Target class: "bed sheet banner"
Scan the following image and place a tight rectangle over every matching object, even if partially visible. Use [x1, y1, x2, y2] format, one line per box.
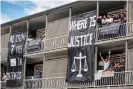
[66, 10, 96, 83]
[6, 30, 27, 87]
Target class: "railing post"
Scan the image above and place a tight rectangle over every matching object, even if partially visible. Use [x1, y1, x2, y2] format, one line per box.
[126, 0, 129, 36]
[43, 54, 45, 78]
[125, 40, 128, 85]
[68, 7, 72, 35]
[42, 54, 45, 88]
[96, 0, 99, 42]
[94, 46, 98, 74]
[25, 20, 29, 54]
[23, 20, 29, 89]
[44, 14, 48, 51]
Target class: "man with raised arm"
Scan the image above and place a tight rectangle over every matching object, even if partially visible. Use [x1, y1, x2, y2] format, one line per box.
[100, 51, 111, 71]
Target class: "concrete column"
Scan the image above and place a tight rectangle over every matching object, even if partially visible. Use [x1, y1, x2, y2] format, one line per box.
[97, 0, 99, 18]
[43, 54, 45, 78]
[9, 25, 12, 33]
[96, 0, 99, 41]
[23, 20, 29, 89]
[45, 14, 48, 39]
[25, 20, 29, 54]
[68, 7, 72, 36]
[126, 0, 129, 36]
[69, 7, 72, 19]
[94, 46, 98, 73]
[125, 41, 128, 71]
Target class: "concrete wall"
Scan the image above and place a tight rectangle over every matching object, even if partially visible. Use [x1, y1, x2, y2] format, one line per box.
[1, 33, 10, 49]
[46, 17, 69, 39]
[44, 57, 67, 78]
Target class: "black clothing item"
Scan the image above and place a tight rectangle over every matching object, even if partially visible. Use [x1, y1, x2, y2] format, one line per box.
[114, 17, 120, 21]
[97, 18, 102, 27]
[121, 17, 126, 23]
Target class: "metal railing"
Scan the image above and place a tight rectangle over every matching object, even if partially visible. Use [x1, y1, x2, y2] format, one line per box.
[24, 71, 133, 88]
[24, 22, 133, 54]
[44, 35, 68, 52]
[1, 81, 6, 89]
[96, 22, 133, 41]
[1, 71, 133, 89]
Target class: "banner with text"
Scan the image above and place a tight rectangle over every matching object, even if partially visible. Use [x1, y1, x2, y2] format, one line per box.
[66, 10, 96, 82]
[6, 30, 26, 87]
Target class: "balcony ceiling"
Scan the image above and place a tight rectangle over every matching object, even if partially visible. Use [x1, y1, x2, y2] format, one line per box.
[11, 21, 27, 32]
[1, 1, 126, 31]
[48, 8, 69, 22]
[1, 26, 10, 35]
[29, 15, 46, 30]
[98, 37, 133, 52]
[72, 1, 97, 16]
[99, 1, 126, 13]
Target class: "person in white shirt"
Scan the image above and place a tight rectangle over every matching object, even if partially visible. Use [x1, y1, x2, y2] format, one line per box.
[28, 34, 33, 42]
[100, 51, 111, 71]
[105, 14, 113, 25]
[102, 15, 107, 25]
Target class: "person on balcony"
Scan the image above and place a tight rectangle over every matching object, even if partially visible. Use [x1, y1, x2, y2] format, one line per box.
[97, 16, 102, 27]
[105, 14, 113, 25]
[119, 59, 125, 71]
[100, 51, 111, 71]
[113, 14, 121, 23]
[28, 34, 33, 42]
[120, 13, 126, 23]
[113, 60, 121, 72]
[2, 73, 6, 81]
[102, 14, 107, 25]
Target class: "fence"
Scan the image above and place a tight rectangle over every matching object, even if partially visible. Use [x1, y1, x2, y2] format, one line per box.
[96, 22, 133, 41]
[44, 35, 68, 51]
[1, 71, 133, 89]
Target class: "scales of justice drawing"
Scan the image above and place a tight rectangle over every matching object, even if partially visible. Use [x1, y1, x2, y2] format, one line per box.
[71, 52, 88, 77]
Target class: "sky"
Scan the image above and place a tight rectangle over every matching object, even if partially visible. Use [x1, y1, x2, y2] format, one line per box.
[1, 0, 77, 24]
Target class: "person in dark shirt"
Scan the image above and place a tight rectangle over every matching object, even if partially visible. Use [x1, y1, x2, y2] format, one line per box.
[113, 14, 121, 23]
[120, 13, 126, 23]
[119, 59, 125, 71]
[97, 16, 103, 27]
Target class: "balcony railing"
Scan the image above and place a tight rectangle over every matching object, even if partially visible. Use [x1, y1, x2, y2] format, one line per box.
[44, 35, 68, 52]
[96, 22, 133, 41]
[1, 71, 133, 89]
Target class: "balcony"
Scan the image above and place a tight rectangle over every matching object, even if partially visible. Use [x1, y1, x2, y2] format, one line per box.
[96, 22, 133, 42]
[15, 22, 133, 56]
[1, 71, 133, 89]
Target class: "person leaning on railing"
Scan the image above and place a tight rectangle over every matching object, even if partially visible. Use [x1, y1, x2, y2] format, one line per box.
[120, 13, 126, 23]
[102, 14, 107, 25]
[113, 13, 121, 23]
[105, 14, 114, 25]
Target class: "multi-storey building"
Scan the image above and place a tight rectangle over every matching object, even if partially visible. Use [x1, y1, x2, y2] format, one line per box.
[1, 1, 133, 89]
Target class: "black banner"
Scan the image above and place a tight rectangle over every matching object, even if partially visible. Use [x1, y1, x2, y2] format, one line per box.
[6, 30, 26, 87]
[66, 10, 96, 82]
